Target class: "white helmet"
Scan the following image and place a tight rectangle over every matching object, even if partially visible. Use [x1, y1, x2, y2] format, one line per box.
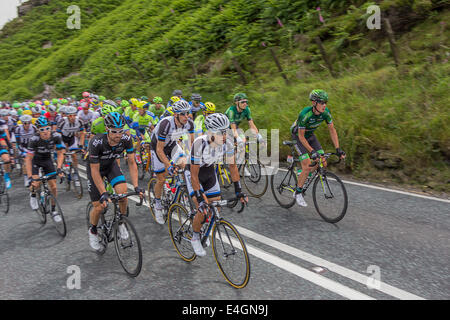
[205, 113, 230, 132]
[0, 109, 9, 117]
[172, 100, 191, 113]
[20, 115, 33, 123]
[66, 106, 78, 115]
[9, 109, 17, 117]
[48, 104, 57, 112]
[31, 106, 41, 114]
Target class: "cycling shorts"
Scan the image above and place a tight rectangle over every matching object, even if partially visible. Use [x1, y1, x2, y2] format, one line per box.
[86, 160, 126, 202]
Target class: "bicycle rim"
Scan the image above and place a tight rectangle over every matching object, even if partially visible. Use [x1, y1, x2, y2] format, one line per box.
[46, 194, 67, 237]
[312, 172, 348, 223]
[270, 168, 296, 208]
[114, 216, 142, 277]
[242, 161, 268, 198]
[168, 203, 196, 262]
[71, 167, 83, 199]
[212, 219, 250, 289]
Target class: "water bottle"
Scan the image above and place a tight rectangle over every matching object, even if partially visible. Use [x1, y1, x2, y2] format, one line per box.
[40, 191, 45, 204]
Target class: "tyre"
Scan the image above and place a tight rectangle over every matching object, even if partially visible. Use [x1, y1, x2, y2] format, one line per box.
[241, 161, 268, 198]
[46, 194, 67, 237]
[167, 203, 196, 262]
[270, 168, 296, 208]
[71, 167, 83, 199]
[114, 215, 142, 277]
[312, 171, 348, 223]
[212, 219, 250, 289]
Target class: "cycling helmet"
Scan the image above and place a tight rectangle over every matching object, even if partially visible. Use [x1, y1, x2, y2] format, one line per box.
[172, 89, 182, 96]
[98, 95, 106, 101]
[29, 102, 36, 108]
[9, 109, 17, 117]
[12, 102, 21, 109]
[52, 98, 59, 104]
[309, 89, 328, 103]
[191, 93, 202, 101]
[31, 106, 41, 114]
[102, 100, 118, 108]
[61, 99, 68, 105]
[101, 104, 116, 116]
[233, 92, 248, 101]
[115, 97, 122, 102]
[105, 112, 125, 129]
[20, 115, 32, 123]
[0, 109, 9, 117]
[43, 100, 50, 106]
[170, 96, 181, 104]
[48, 104, 57, 112]
[204, 102, 216, 113]
[130, 98, 139, 106]
[82, 92, 90, 98]
[153, 96, 163, 104]
[205, 113, 230, 132]
[121, 100, 129, 107]
[59, 106, 68, 114]
[66, 106, 78, 115]
[35, 116, 49, 128]
[22, 110, 32, 116]
[172, 100, 191, 113]
[140, 96, 148, 101]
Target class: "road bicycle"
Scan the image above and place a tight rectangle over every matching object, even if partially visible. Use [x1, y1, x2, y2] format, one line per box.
[270, 141, 348, 223]
[33, 170, 67, 236]
[147, 169, 194, 224]
[138, 141, 153, 181]
[0, 161, 10, 214]
[168, 197, 250, 289]
[63, 148, 83, 199]
[85, 192, 144, 277]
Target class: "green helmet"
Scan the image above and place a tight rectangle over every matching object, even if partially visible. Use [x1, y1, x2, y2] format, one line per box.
[12, 102, 20, 109]
[101, 104, 116, 116]
[140, 96, 148, 101]
[61, 99, 68, 104]
[29, 102, 36, 108]
[153, 96, 163, 104]
[233, 92, 248, 101]
[309, 89, 328, 103]
[52, 98, 58, 104]
[98, 95, 106, 101]
[121, 100, 129, 107]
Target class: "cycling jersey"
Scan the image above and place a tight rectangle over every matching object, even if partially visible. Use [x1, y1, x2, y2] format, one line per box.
[90, 117, 106, 135]
[57, 117, 84, 138]
[189, 101, 205, 116]
[290, 106, 332, 139]
[150, 116, 194, 153]
[26, 132, 65, 160]
[44, 112, 62, 126]
[15, 124, 37, 152]
[190, 135, 234, 168]
[225, 105, 252, 127]
[88, 133, 134, 170]
[77, 109, 99, 128]
[193, 114, 207, 134]
[149, 104, 165, 118]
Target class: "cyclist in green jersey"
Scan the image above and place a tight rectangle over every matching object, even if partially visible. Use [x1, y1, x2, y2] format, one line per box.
[225, 93, 264, 145]
[290, 89, 346, 207]
[131, 102, 157, 162]
[194, 101, 216, 135]
[148, 97, 166, 119]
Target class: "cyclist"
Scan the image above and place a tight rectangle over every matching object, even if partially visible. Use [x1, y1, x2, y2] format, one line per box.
[187, 113, 248, 256]
[57, 106, 86, 185]
[150, 100, 194, 224]
[90, 101, 117, 135]
[25, 116, 65, 221]
[124, 98, 139, 122]
[193, 101, 216, 135]
[131, 102, 158, 163]
[77, 102, 97, 135]
[148, 97, 166, 119]
[86, 112, 144, 251]
[44, 104, 61, 131]
[15, 114, 37, 186]
[189, 93, 205, 119]
[290, 89, 346, 207]
[0, 110, 13, 189]
[225, 93, 264, 145]
[166, 90, 183, 108]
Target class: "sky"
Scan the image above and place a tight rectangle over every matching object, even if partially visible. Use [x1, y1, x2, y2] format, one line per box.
[0, 0, 28, 30]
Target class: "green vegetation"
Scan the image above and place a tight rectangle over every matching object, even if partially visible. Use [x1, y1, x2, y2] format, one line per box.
[0, 0, 449, 191]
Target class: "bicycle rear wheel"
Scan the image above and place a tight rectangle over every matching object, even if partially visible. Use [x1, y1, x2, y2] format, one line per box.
[114, 215, 142, 277]
[241, 161, 268, 198]
[270, 168, 296, 208]
[46, 194, 67, 237]
[167, 203, 196, 262]
[212, 219, 250, 289]
[71, 166, 83, 199]
[312, 171, 348, 223]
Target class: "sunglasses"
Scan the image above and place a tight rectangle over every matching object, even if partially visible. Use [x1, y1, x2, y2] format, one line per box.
[108, 128, 124, 134]
[23, 122, 31, 125]
[316, 100, 327, 105]
[239, 100, 248, 104]
[39, 127, 51, 132]
[178, 112, 189, 116]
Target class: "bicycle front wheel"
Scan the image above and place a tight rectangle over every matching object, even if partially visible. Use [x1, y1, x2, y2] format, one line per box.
[312, 171, 348, 223]
[168, 203, 196, 262]
[46, 194, 67, 237]
[241, 161, 268, 198]
[270, 168, 296, 208]
[212, 219, 250, 289]
[114, 215, 142, 277]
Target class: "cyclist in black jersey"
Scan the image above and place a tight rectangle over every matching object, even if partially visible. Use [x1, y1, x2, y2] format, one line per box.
[86, 112, 144, 251]
[25, 116, 65, 222]
[0, 113, 13, 189]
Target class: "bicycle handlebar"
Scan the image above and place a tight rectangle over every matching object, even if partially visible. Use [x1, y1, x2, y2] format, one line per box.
[309, 152, 342, 167]
[210, 196, 247, 213]
[109, 191, 144, 206]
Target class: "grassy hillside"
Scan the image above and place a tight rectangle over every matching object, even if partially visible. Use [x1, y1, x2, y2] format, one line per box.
[0, 0, 448, 191]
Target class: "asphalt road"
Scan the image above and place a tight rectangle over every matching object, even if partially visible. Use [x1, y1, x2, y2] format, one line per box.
[0, 160, 449, 300]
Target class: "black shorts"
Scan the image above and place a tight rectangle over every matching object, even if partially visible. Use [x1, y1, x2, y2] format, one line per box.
[291, 133, 323, 161]
[185, 164, 221, 199]
[86, 161, 126, 202]
[32, 157, 57, 180]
